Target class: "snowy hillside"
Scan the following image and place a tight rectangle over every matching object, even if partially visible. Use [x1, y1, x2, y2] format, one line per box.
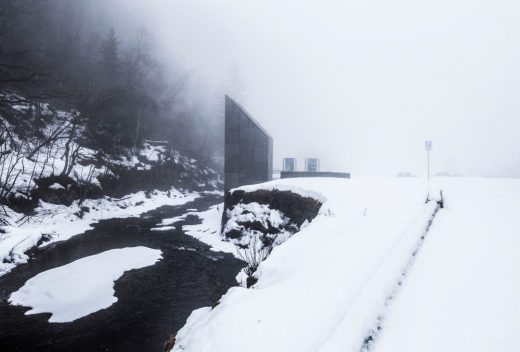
[171, 177, 519, 352]
[0, 91, 222, 276]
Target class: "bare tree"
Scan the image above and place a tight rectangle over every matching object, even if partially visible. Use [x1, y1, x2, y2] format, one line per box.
[0, 123, 26, 203]
[27, 117, 71, 160]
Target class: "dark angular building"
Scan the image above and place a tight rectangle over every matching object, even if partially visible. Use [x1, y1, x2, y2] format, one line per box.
[225, 95, 273, 192]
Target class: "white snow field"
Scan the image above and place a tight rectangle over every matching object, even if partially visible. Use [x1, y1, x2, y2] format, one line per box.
[173, 177, 442, 352]
[172, 177, 520, 352]
[9, 246, 162, 323]
[372, 177, 520, 352]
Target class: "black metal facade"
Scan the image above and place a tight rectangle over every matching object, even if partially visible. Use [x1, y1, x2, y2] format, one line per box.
[225, 96, 273, 192]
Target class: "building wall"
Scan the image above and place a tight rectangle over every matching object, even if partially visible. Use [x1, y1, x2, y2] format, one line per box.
[225, 96, 273, 192]
[280, 171, 351, 179]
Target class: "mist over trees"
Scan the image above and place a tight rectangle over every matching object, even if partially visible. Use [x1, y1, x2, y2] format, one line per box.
[0, 0, 223, 168]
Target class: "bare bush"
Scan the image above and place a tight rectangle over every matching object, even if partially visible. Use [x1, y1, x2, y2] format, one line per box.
[237, 233, 271, 276]
[73, 165, 97, 205]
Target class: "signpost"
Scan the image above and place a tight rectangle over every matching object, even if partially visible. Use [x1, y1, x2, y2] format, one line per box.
[425, 140, 432, 181]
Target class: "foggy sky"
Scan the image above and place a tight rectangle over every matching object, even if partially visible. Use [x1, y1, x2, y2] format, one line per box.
[117, 0, 520, 177]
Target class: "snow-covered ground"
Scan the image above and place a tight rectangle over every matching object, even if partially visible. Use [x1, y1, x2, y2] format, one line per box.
[0, 188, 198, 276]
[173, 177, 440, 352]
[152, 204, 237, 255]
[371, 177, 520, 352]
[172, 176, 520, 352]
[9, 246, 162, 323]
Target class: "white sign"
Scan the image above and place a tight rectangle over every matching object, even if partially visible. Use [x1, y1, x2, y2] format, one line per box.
[425, 140, 432, 151]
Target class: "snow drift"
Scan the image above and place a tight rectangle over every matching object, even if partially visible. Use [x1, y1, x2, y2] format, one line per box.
[172, 177, 438, 352]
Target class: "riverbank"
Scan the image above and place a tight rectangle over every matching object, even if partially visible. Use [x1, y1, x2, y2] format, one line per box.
[0, 195, 243, 352]
[0, 187, 202, 277]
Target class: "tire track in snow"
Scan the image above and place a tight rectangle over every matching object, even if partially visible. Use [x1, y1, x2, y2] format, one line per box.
[360, 198, 443, 351]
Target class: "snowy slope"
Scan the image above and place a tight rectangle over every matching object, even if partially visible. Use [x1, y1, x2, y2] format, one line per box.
[0, 91, 221, 277]
[172, 177, 439, 352]
[371, 177, 520, 352]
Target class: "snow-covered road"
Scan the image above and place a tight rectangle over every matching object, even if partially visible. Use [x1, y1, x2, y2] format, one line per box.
[372, 178, 520, 352]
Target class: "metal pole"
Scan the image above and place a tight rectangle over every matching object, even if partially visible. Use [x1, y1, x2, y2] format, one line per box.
[427, 149, 430, 181]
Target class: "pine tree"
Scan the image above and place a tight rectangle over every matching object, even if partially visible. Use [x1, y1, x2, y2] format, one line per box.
[99, 27, 119, 81]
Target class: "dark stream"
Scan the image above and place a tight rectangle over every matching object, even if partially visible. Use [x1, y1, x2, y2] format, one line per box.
[0, 194, 243, 352]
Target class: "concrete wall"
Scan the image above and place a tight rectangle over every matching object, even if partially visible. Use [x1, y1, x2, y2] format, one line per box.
[280, 171, 351, 179]
[225, 96, 273, 192]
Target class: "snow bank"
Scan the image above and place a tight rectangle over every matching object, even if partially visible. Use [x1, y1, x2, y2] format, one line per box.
[151, 180, 326, 262]
[9, 246, 162, 323]
[0, 188, 197, 276]
[231, 179, 327, 203]
[152, 204, 237, 255]
[173, 177, 437, 352]
[223, 180, 325, 275]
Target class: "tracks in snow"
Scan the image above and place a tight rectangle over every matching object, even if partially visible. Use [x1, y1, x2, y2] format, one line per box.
[360, 196, 443, 351]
